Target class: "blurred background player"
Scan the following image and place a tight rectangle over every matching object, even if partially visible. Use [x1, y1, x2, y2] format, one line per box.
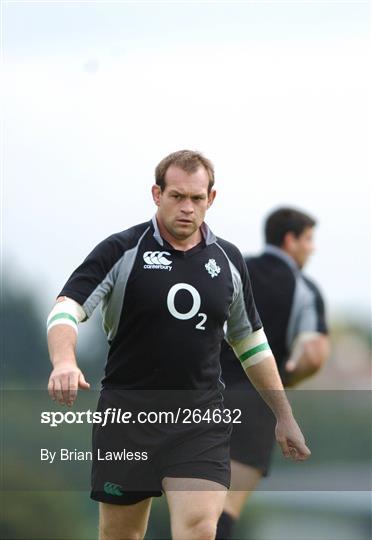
[217, 207, 330, 539]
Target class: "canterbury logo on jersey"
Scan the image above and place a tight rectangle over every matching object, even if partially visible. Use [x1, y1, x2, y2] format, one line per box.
[103, 482, 124, 496]
[143, 251, 172, 271]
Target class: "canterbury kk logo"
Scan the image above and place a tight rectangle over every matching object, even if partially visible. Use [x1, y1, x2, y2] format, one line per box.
[143, 251, 172, 271]
[104, 482, 124, 496]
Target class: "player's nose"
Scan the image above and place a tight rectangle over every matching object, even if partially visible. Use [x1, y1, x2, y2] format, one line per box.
[180, 198, 194, 213]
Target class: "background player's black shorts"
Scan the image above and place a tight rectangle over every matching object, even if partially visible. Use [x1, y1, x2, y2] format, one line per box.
[91, 389, 231, 505]
[223, 380, 276, 476]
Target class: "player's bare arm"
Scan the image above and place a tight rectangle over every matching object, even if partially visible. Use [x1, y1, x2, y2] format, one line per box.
[244, 354, 311, 461]
[47, 296, 90, 405]
[228, 327, 310, 461]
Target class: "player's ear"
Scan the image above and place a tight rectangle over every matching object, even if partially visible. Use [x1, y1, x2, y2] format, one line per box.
[283, 231, 296, 251]
[151, 184, 162, 206]
[207, 189, 216, 208]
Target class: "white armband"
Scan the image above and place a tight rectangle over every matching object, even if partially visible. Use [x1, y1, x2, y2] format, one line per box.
[47, 297, 86, 334]
[230, 328, 272, 370]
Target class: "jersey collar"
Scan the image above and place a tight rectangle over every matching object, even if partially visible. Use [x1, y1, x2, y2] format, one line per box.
[151, 215, 217, 247]
[264, 244, 300, 274]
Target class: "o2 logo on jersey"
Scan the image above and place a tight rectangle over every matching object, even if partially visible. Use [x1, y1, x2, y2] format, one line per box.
[143, 251, 172, 271]
[167, 283, 207, 331]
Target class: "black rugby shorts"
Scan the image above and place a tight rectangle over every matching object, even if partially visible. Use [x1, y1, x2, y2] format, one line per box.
[90, 389, 231, 505]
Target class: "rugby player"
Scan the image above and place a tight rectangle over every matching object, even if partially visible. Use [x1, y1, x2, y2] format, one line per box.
[47, 152, 311, 540]
[217, 207, 329, 539]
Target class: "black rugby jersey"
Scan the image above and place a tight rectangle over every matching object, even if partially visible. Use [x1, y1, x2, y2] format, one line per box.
[220, 244, 328, 385]
[59, 217, 262, 397]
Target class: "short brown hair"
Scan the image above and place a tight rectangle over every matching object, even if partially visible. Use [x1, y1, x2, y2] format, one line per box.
[265, 207, 316, 247]
[155, 150, 215, 193]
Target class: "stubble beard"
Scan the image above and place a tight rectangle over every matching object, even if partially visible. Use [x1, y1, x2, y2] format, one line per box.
[166, 220, 198, 241]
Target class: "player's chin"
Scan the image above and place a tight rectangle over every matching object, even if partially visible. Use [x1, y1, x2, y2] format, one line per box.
[173, 223, 197, 237]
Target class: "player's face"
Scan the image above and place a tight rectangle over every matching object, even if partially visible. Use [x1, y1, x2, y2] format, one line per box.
[152, 165, 216, 242]
[291, 227, 315, 268]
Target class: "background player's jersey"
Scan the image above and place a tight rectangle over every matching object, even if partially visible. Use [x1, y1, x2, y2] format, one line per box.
[220, 244, 328, 385]
[59, 217, 262, 398]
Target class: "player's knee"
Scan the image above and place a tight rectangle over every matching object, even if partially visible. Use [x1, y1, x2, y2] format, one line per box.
[186, 515, 217, 540]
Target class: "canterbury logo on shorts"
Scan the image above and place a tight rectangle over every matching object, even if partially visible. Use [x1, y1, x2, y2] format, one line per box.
[143, 251, 172, 271]
[104, 482, 124, 496]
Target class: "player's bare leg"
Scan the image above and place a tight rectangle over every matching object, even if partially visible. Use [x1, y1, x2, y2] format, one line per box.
[164, 477, 227, 540]
[99, 498, 152, 540]
[224, 460, 262, 518]
[216, 461, 262, 539]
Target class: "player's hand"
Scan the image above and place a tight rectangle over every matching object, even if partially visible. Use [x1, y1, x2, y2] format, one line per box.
[48, 362, 90, 406]
[284, 358, 297, 372]
[275, 416, 311, 461]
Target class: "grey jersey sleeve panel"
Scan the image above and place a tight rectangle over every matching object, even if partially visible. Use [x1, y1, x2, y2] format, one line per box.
[215, 243, 254, 344]
[101, 228, 149, 341]
[303, 276, 328, 334]
[83, 227, 150, 324]
[226, 261, 253, 343]
[59, 223, 151, 330]
[82, 256, 123, 318]
[59, 234, 133, 317]
[285, 275, 320, 350]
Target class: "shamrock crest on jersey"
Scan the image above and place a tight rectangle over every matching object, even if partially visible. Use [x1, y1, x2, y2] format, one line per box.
[205, 259, 221, 278]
